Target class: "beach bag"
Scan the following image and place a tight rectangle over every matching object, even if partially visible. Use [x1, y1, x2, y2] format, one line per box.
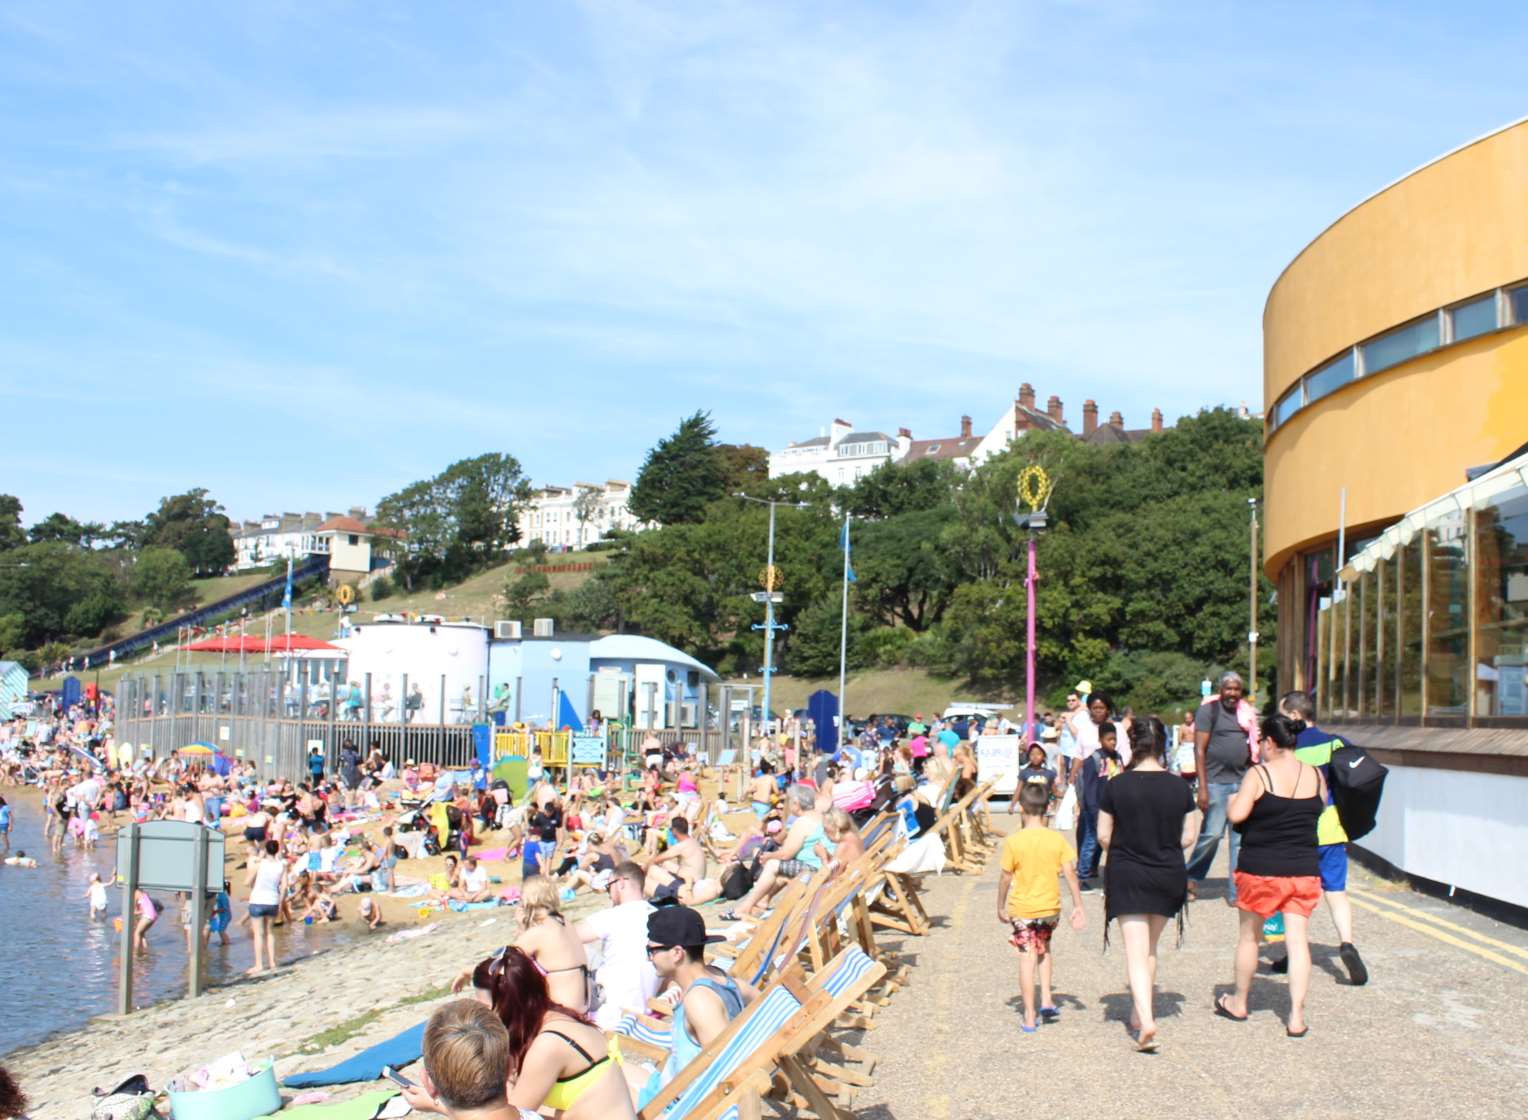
[721, 862, 754, 901]
[91, 1075, 155, 1120]
[1328, 743, 1387, 841]
[1054, 784, 1077, 831]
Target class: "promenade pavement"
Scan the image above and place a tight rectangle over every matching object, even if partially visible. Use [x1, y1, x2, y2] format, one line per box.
[850, 806, 1528, 1120]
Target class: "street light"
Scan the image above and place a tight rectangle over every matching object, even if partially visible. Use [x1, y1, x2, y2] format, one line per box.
[1012, 467, 1054, 743]
[736, 489, 808, 738]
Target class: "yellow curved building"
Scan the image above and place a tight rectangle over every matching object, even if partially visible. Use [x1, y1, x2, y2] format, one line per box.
[1264, 117, 1528, 697]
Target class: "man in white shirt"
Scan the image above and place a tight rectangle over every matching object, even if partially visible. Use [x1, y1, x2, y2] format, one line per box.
[575, 862, 658, 1029]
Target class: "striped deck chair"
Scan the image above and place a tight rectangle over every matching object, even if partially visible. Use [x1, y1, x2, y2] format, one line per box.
[638, 947, 885, 1120]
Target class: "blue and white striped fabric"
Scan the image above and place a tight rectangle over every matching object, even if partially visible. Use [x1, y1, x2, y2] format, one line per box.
[663, 984, 803, 1119]
[862, 814, 895, 847]
[615, 1011, 674, 1049]
[821, 946, 877, 997]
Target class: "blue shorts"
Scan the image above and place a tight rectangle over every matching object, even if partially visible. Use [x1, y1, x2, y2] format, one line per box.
[1317, 843, 1348, 893]
[249, 903, 279, 919]
[208, 913, 231, 933]
[751, 801, 771, 820]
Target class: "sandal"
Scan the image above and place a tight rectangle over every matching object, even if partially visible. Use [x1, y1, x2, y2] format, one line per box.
[1213, 995, 1248, 1023]
[1039, 1006, 1061, 1024]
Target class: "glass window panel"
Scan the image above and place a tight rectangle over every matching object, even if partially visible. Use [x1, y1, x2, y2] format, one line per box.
[1362, 315, 1440, 376]
[1399, 536, 1424, 716]
[1474, 484, 1528, 716]
[1425, 516, 1470, 715]
[1305, 350, 1355, 406]
[1509, 285, 1528, 327]
[1450, 293, 1497, 343]
[1358, 571, 1375, 717]
[1377, 559, 1396, 717]
[1273, 386, 1302, 429]
[1339, 589, 1354, 716]
[1315, 605, 1331, 719]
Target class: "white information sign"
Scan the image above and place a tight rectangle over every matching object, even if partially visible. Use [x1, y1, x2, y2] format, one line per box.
[976, 734, 1023, 798]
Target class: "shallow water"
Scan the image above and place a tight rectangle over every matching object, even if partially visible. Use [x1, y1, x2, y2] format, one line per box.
[0, 789, 367, 1058]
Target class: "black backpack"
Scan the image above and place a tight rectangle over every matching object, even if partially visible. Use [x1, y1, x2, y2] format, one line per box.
[720, 863, 754, 901]
[1328, 743, 1387, 841]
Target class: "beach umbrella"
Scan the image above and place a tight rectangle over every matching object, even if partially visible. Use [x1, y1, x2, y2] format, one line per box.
[178, 743, 216, 756]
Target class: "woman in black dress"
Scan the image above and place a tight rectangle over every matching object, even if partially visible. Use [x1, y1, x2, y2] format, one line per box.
[1098, 716, 1202, 1052]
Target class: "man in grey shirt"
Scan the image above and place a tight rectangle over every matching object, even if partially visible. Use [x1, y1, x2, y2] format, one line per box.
[1186, 671, 1253, 904]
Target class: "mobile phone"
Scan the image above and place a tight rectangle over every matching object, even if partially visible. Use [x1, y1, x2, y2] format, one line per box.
[381, 1065, 415, 1089]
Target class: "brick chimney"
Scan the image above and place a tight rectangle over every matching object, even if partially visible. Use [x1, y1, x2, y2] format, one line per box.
[1151, 408, 1163, 433]
[898, 427, 912, 439]
[1109, 410, 1124, 428]
[1083, 399, 1098, 436]
[1047, 395, 1064, 424]
[960, 415, 972, 439]
[1014, 404, 1030, 434]
[1018, 382, 1036, 410]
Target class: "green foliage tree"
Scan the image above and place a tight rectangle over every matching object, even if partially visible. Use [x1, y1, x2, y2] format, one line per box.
[132, 546, 195, 611]
[143, 488, 235, 573]
[717, 443, 770, 497]
[628, 411, 727, 525]
[376, 453, 530, 589]
[369, 574, 394, 601]
[0, 495, 28, 551]
[0, 541, 125, 646]
[0, 611, 25, 654]
[28, 512, 101, 547]
[504, 569, 551, 616]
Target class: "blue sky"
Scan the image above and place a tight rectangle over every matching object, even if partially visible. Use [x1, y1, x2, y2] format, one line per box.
[3, 2, 1525, 526]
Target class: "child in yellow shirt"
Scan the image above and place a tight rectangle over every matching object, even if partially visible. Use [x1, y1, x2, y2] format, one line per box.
[997, 782, 1086, 1032]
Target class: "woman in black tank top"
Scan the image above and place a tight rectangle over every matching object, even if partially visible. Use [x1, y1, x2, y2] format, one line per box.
[1216, 714, 1326, 1037]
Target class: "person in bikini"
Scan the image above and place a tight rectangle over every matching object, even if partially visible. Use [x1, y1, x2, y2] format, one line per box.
[642, 817, 721, 906]
[454, 876, 593, 1012]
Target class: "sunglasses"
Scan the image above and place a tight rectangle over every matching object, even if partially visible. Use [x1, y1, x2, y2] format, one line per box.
[645, 943, 678, 958]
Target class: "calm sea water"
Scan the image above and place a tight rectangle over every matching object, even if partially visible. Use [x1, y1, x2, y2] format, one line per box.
[0, 789, 365, 1058]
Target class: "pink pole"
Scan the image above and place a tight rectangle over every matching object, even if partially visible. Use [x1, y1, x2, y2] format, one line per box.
[1025, 534, 1037, 742]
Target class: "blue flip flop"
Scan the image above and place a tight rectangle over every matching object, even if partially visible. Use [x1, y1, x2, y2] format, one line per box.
[1039, 1006, 1061, 1023]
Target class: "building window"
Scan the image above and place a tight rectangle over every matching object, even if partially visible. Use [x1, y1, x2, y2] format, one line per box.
[1272, 385, 1302, 429]
[1361, 314, 1440, 377]
[1475, 482, 1528, 716]
[1425, 513, 1470, 716]
[1510, 284, 1528, 326]
[1398, 534, 1424, 717]
[347, 534, 359, 546]
[1448, 292, 1498, 343]
[1305, 350, 1355, 407]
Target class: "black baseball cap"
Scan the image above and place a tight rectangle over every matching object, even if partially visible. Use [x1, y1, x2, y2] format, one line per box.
[647, 905, 726, 949]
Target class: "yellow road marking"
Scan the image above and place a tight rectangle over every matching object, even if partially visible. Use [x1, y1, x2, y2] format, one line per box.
[1348, 886, 1528, 961]
[1347, 895, 1528, 976]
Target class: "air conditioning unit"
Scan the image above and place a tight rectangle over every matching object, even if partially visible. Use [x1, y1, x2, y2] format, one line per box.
[680, 701, 698, 726]
[495, 620, 522, 640]
[532, 617, 555, 637]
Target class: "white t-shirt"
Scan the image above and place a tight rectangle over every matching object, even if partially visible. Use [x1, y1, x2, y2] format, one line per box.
[462, 865, 489, 893]
[583, 900, 658, 1030]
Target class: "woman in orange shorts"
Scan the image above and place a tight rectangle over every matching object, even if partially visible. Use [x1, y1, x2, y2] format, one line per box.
[1216, 714, 1325, 1037]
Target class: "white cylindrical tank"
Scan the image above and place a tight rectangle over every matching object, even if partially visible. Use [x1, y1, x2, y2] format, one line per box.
[336, 620, 489, 723]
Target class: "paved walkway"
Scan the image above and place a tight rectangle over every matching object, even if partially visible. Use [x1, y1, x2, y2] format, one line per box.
[849, 807, 1528, 1120]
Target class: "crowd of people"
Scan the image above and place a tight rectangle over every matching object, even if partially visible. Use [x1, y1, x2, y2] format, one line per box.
[997, 673, 1372, 1051]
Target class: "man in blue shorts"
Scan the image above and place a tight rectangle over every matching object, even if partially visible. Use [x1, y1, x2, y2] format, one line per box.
[1266, 691, 1368, 986]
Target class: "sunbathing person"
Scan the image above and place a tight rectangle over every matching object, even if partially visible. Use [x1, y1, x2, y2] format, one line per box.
[450, 856, 493, 903]
[453, 876, 591, 1011]
[642, 817, 721, 906]
[408, 949, 635, 1119]
[822, 808, 865, 870]
[722, 785, 826, 921]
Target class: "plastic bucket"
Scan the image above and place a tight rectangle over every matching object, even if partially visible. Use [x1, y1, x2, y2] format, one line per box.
[168, 1062, 280, 1120]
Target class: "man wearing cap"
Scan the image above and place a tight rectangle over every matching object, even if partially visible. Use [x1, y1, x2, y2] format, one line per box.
[636, 906, 759, 1108]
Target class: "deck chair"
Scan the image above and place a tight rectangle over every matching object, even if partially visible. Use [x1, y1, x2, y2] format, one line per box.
[637, 946, 886, 1120]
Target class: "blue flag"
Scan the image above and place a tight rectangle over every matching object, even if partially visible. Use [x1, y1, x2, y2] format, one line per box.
[282, 556, 293, 611]
[841, 517, 856, 583]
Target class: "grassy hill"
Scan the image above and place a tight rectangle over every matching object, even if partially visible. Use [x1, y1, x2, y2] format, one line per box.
[33, 555, 606, 693]
[754, 668, 1022, 720]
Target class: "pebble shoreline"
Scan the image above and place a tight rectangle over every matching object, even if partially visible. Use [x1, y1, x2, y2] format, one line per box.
[6, 892, 605, 1119]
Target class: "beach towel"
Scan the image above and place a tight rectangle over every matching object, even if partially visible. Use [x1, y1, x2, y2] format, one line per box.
[387, 883, 429, 899]
[281, 1023, 426, 1088]
[257, 1089, 400, 1120]
[446, 899, 500, 912]
[470, 846, 508, 862]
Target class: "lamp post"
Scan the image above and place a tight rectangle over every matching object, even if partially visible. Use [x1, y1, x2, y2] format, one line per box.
[1248, 497, 1261, 704]
[736, 490, 807, 738]
[1013, 467, 1054, 743]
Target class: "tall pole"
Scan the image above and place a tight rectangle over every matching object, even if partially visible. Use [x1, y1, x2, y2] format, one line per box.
[761, 501, 778, 736]
[1025, 532, 1037, 743]
[1249, 498, 1260, 703]
[836, 511, 851, 748]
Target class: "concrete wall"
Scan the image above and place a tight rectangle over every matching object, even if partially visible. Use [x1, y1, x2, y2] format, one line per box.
[487, 638, 594, 726]
[1358, 763, 1528, 910]
[337, 621, 489, 721]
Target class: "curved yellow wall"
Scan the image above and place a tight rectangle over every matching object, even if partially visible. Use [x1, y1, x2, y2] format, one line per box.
[1263, 118, 1528, 572]
[1264, 118, 1528, 407]
[1264, 329, 1528, 574]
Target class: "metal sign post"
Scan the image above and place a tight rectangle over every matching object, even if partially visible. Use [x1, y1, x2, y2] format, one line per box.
[115, 821, 225, 1013]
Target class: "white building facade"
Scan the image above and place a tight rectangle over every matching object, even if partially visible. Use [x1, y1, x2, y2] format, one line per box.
[521, 481, 645, 551]
[768, 419, 911, 486]
[231, 512, 331, 571]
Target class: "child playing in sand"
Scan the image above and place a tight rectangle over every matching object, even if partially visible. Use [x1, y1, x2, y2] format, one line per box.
[358, 895, 385, 930]
[86, 873, 109, 917]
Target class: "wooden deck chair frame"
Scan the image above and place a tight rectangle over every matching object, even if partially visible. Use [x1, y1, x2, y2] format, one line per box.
[636, 946, 886, 1120]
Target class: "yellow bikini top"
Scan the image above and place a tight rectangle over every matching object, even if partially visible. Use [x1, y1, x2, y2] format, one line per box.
[539, 1028, 621, 1111]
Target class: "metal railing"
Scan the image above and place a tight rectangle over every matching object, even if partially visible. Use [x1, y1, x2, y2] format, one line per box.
[113, 670, 476, 778]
